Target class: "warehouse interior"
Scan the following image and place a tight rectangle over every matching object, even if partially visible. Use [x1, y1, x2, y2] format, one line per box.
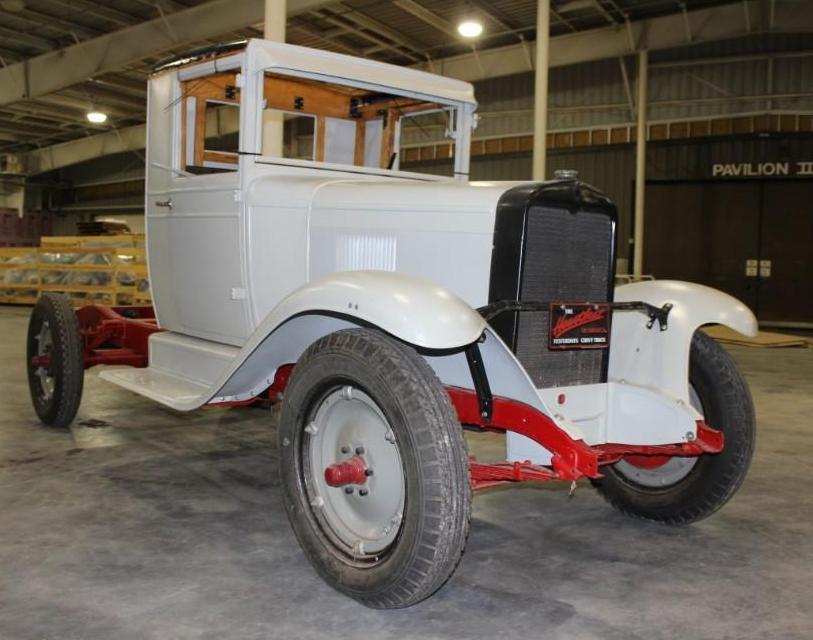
[1, 1, 812, 638]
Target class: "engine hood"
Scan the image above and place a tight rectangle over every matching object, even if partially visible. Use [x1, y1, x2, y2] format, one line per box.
[306, 178, 518, 308]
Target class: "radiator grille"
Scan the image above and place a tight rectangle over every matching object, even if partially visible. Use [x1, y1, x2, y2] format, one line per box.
[514, 206, 613, 388]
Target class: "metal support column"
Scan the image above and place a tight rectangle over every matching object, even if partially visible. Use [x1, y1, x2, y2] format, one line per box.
[532, 0, 550, 180]
[633, 49, 648, 277]
[264, 0, 286, 40]
[262, 0, 286, 156]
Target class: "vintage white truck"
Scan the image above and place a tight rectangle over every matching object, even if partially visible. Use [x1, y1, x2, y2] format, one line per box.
[27, 39, 757, 609]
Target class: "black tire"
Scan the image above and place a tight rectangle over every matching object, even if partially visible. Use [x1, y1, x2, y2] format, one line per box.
[26, 293, 84, 428]
[592, 330, 755, 524]
[278, 328, 471, 608]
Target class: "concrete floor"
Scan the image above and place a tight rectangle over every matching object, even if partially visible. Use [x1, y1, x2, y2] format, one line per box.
[0, 305, 811, 640]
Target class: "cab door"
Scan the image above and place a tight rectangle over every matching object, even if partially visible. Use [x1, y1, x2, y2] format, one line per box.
[146, 67, 251, 346]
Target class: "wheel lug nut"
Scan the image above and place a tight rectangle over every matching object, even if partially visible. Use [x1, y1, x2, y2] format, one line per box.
[365, 469, 373, 477]
[340, 445, 350, 454]
[355, 446, 365, 455]
[359, 489, 369, 497]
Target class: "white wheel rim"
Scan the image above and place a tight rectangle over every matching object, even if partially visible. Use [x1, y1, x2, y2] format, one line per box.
[304, 386, 406, 557]
[35, 320, 55, 401]
[613, 384, 703, 488]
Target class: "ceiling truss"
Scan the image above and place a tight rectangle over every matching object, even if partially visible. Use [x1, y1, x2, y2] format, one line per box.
[0, 0, 809, 162]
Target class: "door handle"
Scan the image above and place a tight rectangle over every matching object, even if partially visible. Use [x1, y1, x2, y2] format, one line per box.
[155, 198, 173, 210]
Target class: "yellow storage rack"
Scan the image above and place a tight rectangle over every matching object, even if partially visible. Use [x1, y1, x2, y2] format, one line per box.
[0, 234, 151, 307]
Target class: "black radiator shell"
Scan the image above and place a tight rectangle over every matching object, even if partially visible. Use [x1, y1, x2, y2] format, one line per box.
[487, 180, 618, 388]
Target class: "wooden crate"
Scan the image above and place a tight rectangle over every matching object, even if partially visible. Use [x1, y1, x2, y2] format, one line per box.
[0, 246, 40, 304]
[0, 234, 151, 307]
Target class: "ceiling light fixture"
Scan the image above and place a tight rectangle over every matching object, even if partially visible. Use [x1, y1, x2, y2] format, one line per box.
[86, 111, 108, 124]
[457, 20, 483, 38]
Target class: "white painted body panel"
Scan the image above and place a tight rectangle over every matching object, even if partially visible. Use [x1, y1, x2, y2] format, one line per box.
[307, 179, 511, 308]
[242, 167, 516, 328]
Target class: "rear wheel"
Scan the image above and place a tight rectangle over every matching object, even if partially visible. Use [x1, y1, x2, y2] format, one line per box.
[593, 330, 755, 524]
[278, 328, 471, 608]
[26, 293, 84, 428]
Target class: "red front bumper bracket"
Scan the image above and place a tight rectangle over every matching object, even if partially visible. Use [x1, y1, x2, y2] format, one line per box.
[446, 387, 724, 487]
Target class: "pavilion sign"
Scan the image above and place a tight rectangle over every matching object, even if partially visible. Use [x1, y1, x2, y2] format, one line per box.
[712, 161, 813, 178]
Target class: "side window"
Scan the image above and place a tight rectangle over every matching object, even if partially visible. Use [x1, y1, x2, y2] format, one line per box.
[180, 72, 240, 173]
[204, 101, 239, 154]
[261, 110, 317, 159]
[261, 72, 457, 175]
[398, 108, 456, 177]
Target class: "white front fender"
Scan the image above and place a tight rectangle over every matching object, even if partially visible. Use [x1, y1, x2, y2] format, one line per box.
[208, 271, 486, 403]
[267, 271, 486, 350]
[609, 280, 758, 404]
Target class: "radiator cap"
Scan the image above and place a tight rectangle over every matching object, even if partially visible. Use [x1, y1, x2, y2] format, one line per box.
[554, 169, 579, 180]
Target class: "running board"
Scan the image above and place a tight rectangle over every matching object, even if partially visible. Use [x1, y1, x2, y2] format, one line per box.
[98, 367, 210, 411]
[98, 331, 240, 411]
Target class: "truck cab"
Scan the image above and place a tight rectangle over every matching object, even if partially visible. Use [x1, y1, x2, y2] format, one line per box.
[146, 39, 482, 345]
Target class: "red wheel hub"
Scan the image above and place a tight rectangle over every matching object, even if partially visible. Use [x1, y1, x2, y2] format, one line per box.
[324, 455, 368, 487]
[622, 454, 672, 469]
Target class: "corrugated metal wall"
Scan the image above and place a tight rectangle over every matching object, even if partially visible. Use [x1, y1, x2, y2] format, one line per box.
[469, 33, 813, 140]
[469, 146, 636, 249]
[455, 34, 813, 267]
[442, 134, 813, 267]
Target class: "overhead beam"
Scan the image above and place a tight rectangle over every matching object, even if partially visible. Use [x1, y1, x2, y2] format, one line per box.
[316, 10, 423, 62]
[12, 8, 104, 41]
[24, 124, 147, 175]
[428, 0, 813, 82]
[33, 94, 139, 119]
[0, 0, 334, 107]
[393, 0, 459, 39]
[19, 0, 813, 173]
[289, 20, 362, 56]
[466, 0, 521, 32]
[46, 0, 144, 28]
[590, 0, 618, 25]
[0, 25, 56, 51]
[336, 3, 429, 55]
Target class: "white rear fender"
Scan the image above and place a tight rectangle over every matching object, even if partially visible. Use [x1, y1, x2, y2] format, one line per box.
[609, 280, 758, 405]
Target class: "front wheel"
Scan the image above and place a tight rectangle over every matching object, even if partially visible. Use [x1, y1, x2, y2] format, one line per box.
[278, 329, 471, 609]
[593, 330, 755, 524]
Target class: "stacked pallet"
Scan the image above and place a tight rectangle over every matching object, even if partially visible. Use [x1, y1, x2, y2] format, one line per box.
[0, 234, 150, 306]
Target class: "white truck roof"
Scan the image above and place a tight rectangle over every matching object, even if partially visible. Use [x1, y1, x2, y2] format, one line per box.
[245, 38, 477, 106]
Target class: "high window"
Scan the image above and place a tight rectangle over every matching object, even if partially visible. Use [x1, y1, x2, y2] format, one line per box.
[179, 71, 241, 173]
[261, 71, 458, 176]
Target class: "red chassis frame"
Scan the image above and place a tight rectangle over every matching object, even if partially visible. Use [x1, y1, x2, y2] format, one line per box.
[52, 305, 724, 491]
